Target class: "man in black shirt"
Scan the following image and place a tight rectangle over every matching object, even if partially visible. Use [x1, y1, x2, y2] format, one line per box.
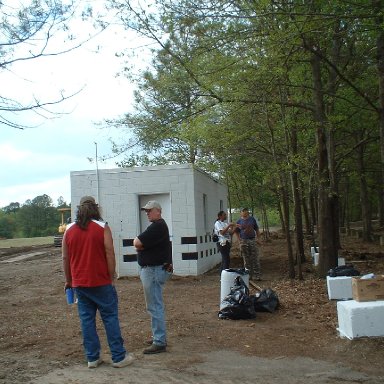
[133, 200, 172, 354]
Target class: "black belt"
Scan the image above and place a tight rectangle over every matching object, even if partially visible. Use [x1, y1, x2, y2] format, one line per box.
[140, 264, 162, 268]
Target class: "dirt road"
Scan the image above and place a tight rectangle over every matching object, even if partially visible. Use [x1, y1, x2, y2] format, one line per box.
[1, 235, 384, 383]
[27, 351, 382, 384]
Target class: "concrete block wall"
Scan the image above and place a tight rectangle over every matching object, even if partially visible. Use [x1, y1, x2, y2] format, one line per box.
[70, 164, 226, 277]
[193, 168, 226, 274]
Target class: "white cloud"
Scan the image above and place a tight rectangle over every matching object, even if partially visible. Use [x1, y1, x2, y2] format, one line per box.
[0, 117, 121, 205]
[0, 12, 146, 209]
[0, 175, 71, 207]
[0, 143, 30, 163]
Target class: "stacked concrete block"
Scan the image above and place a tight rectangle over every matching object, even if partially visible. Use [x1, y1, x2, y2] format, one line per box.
[310, 245, 345, 267]
[327, 276, 353, 300]
[310, 246, 319, 266]
[337, 300, 384, 339]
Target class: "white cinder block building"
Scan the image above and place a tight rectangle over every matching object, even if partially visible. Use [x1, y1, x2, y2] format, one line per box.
[70, 164, 227, 276]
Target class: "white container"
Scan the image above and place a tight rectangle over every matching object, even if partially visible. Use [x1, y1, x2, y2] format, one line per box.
[220, 268, 249, 308]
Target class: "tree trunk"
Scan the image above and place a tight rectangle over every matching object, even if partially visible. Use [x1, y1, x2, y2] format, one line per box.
[279, 85, 305, 273]
[300, 179, 312, 236]
[310, 51, 339, 276]
[290, 128, 305, 267]
[309, 188, 318, 232]
[277, 198, 286, 234]
[260, 203, 270, 241]
[327, 19, 343, 251]
[375, 0, 384, 227]
[280, 184, 295, 278]
[378, 183, 384, 228]
[341, 176, 351, 232]
[357, 136, 373, 241]
[264, 99, 295, 276]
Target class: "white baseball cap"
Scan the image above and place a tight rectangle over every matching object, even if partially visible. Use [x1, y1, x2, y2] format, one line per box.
[141, 200, 162, 210]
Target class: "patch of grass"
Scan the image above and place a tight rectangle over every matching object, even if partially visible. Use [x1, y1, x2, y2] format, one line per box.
[0, 236, 53, 248]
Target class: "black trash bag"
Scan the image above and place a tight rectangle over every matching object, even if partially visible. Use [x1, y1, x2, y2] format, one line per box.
[218, 276, 256, 320]
[327, 264, 360, 277]
[253, 288, 280, 313]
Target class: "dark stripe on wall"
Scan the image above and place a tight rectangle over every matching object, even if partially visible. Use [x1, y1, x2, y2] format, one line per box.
[181, 236, 198, 244]
[123, 254, 137, 262]
[125, 236, 214, 247]
[182, 252, 198, 260]
[122, 239, 134, 247]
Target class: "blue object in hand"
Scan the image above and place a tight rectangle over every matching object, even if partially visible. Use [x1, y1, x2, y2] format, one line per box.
[66, 288, 75, 304]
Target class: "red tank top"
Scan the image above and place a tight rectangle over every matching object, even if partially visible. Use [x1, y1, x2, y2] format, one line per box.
[64, 220, 112, 287]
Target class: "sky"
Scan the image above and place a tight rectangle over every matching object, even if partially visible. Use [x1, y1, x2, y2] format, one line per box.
[0, 3, 149, 208]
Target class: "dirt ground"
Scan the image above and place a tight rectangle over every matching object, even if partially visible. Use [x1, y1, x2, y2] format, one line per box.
[0, 231, 384, 384]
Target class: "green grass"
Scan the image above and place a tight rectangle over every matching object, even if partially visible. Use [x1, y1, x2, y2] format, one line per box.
[0, 236, 54, 248]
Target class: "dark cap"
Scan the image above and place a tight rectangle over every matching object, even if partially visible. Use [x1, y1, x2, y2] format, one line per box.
[79, 196, 96, 206]
[141, 200, 162, 210]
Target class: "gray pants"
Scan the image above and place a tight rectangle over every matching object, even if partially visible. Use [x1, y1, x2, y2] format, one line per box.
[240, 239, 261, 280]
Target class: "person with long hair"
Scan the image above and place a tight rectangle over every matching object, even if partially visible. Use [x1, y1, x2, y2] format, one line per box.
[62, 196, 134, 368]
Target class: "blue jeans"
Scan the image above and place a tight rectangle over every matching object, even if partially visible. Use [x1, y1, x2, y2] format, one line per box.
[75, 285, 126, 363]
[139, 266, 172, 346]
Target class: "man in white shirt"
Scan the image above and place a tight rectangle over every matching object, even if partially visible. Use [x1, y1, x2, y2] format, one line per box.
[214, 211, 235, 271]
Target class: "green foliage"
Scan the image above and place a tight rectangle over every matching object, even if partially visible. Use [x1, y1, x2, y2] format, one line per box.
[265, 209, 282, 228]
[105, 0, 383, 235]
[0, 213, 16, 239]
[0, 195, 70, 239]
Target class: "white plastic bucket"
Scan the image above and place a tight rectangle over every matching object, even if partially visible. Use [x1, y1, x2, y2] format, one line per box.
[220, 268, 249, 308]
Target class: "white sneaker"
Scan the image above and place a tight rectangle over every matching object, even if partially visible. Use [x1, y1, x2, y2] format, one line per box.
[87, 358, 103, 368]
[112, 354, 135, 368]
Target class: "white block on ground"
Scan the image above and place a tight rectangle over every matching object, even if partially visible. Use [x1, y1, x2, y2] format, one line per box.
[313, 253, 319, 266]
[310, 246, 318, 258]
[327, 276, 352, 300]
[338, 257, 346, 266]
[337, 300, 384, 339]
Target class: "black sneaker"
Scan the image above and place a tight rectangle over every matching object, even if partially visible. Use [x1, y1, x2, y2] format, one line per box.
[143, 344, 166, 354]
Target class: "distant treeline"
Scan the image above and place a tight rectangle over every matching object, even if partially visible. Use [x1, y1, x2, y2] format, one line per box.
[0, 194, 70, 239]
